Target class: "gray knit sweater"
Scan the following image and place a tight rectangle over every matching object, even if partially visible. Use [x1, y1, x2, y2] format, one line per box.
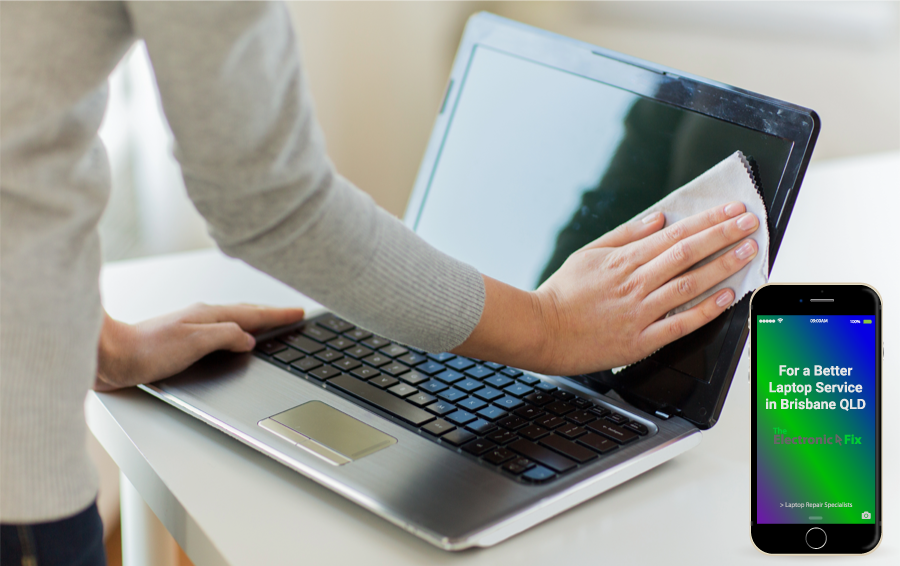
[0, 1, 485, 522]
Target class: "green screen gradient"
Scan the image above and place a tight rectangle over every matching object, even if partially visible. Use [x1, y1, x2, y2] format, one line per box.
[756, 315, 876, 524]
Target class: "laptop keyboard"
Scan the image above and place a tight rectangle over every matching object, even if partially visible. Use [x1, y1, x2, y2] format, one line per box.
[255, 313, 652, 484]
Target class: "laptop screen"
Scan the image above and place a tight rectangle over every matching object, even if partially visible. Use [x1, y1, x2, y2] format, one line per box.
[413, 45, 793, 293]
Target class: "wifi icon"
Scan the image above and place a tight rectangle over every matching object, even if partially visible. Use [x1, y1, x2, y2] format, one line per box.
[777, 318, 783, 323]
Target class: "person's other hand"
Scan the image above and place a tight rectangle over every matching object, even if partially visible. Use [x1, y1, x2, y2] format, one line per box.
[95, 303, 306, 392]
[532, 201, 758, 374]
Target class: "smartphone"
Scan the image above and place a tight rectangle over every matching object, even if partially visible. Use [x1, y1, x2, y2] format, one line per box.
[750, 283, 882, 554]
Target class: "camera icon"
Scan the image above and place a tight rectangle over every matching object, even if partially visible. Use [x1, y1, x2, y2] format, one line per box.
[862, 511, 871, 519]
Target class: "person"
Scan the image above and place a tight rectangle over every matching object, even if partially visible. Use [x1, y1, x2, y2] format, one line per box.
[0, 2, 759, 564]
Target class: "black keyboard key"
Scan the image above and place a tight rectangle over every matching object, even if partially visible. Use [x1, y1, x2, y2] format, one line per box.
[418, 361, 447, 375]
[362, 353, 391, 367]
[257, 340, 287, 355]
[545, 401, 574, 416]
[455, 378, 484, 393]
[577, 432, 618, 454]
[317, 316, 355, 333]
[589, 405, 610, 418]
[421, 419, 454, 436]
[572, 397, 594, 410]
[503, 383, 533, 398]
[388, 383, 417, 398]
[435, 369, 465, 384]
[524, 392, 554, 406]
[314, 349, 343, 363]
[427, 352, 456, 362]
[477, 406, 507, 422]
[369, 375, 399, 389]
[273, 348, 304, 364]
[606, 413, 629, 425]
[427, 400, 456, 416]
[484, 375, 513, 389]
[283, 335, 325, 354]
[486, 429, 518, 445]
[499, 367, 522, 377]
[624, 421, 650, 436]
[326, 375, 436, 426]
[398, 370, 429, 385]
[344, 328, 372, 341]
[446, 410, 477, 426]
[535, 382, 557, 392]
[587, 420, 638, 444]
[514, 405, 544, 421]
[361, 336, 391, 350]
[380, 344, 408, 358]
[502, 457, 534, 475]
[535, 415, 566, 429]
[522, 466, 556, 483]
[381, 362, 410, 377]
[465, 365, 495, 380]
[473, 387, 504, 402]
[302, 325, 337, 343]
[494, 396, 524, 411]
[326, 338, 354, 351]
[517, 373, 539, 385]
[519, 424, 549, 441]
[462, 438, 496, 457]
[309, 366, 342, 381]
[465, 419, 497, 435]
[557, 423, 587, 440]
[483, 447, 515, 465]
[350, 366, 380, 380]
[567, 410, 596, 425]
[446, 358, 475, 371]
[334, 358, 362, 372]
[458, 397, 487, 412]
[344, 345, 373, 359]
[508, 439, 577, 473]
[396, 352, 427, 367]
[552, 390, 577, 402]
[420, 380, 448, 394]
[437, 388, 467, 403]
[441, 429, 475, 447]
[407, 392, 436, 407]
[483, 361, 505, 370]
[291, 357, 322, 372]
[498, 415, 528, 431]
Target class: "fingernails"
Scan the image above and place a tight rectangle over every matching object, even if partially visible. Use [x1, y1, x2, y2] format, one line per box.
[642, 211, 662, 224]
[734, 240, 757, 260]
[716, 290, 734, 307]
[737, 213, 758, 231]
[724, 202, 744, 217]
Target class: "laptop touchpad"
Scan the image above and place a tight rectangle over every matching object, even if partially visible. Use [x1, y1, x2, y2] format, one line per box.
[259, 401, 396, 466]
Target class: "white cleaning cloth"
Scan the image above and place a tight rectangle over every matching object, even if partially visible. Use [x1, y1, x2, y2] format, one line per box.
[631, 151, 769, 315]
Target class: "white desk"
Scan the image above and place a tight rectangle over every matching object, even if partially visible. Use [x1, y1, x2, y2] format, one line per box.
[89, 152, 899, 565]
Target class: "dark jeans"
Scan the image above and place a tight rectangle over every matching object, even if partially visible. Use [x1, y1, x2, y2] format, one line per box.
[1, 501, 106, 566]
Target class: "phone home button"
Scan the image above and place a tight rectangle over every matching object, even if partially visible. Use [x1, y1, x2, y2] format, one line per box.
[805, 527, 827, 550]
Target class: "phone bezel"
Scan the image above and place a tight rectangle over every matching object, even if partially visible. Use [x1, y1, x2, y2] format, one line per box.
[749, 283, 882, 554]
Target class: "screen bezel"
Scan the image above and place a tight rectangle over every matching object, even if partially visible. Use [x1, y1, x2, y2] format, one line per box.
[749, 283, 882, 554]
[404, 12, 820, 429]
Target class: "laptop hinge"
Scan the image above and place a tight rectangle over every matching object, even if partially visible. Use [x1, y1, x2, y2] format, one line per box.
[654, 410, 671, 420]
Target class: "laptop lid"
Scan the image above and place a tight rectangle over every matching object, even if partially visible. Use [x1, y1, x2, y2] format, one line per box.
[404, 13, 819, 429]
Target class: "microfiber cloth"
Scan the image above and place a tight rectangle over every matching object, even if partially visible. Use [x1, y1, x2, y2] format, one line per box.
[632, 150, 770, 315]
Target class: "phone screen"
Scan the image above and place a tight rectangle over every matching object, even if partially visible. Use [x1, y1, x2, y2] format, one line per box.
[754, 315, 877, 525]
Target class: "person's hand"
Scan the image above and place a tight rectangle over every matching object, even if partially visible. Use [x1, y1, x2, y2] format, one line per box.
[454, 201, 759, 375]
[95, 303, 306, 392]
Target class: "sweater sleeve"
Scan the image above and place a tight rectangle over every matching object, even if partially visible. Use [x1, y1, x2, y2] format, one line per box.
[124, 1, 485, 352]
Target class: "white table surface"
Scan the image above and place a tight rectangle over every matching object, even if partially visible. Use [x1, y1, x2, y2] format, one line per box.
[89, 152, 899, 565]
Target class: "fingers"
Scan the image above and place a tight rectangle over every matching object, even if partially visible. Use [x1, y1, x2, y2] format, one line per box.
[191, 321, 257, 354]
[580, 210, 666, 251]
[626, 201, 747, 265]
[639, 289, 734, 354]
[644, 238, 757, 313]
[184, 303, 306, 333]
[637, 210, 759, 290]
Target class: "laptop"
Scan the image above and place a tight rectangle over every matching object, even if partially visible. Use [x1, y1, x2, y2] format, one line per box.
[141, 13, 819, 550]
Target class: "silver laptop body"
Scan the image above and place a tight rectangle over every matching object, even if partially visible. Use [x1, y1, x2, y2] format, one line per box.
[142, 13, 818, 550]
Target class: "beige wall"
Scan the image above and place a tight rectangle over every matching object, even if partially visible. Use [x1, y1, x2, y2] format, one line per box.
[288, 1, 900, 216]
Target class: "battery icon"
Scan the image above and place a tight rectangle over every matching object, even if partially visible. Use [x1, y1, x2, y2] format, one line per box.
[864, 320, 872, 324]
